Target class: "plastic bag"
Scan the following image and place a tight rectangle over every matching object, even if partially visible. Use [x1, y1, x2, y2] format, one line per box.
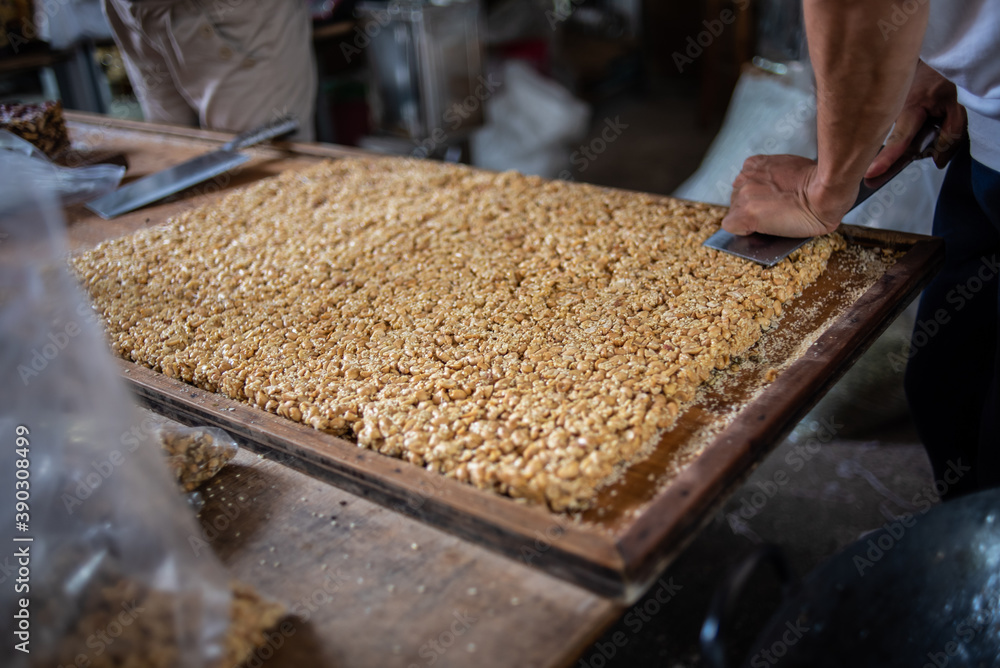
[0, 130, 124, 207]
[155, 423, 239, 493]
[0, 143, 232, 667]
[673, 67, 818, 206]
[471, 60, 591, 178]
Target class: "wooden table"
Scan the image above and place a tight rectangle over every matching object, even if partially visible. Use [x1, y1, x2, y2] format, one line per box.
[61, 112, 942, 667]
[62, 112, 622, 668]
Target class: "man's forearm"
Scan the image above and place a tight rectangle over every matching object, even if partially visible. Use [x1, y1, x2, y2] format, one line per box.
[804, 0, 927, 207]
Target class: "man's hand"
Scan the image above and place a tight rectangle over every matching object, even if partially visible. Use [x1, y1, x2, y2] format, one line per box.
[866, 60, 966, 177]
[722, 154, 855, 238]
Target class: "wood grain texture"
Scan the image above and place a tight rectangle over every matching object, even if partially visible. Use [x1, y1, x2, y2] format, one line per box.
[123, 360, 627, 598]
[192, 445, 621, 668]
[66, 113, 944, 604]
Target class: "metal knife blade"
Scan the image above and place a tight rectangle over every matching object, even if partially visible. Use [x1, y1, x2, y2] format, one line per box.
[700, 230, 811, 268]
[703, 117, 942, 266]
[84, 151, 251, 219]
[84, 116, 299, 219]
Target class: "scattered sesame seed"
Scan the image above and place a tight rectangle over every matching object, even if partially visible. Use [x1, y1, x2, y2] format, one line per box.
[467, 587, 477, 596]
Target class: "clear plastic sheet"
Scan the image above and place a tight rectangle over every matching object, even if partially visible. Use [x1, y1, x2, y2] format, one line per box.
[0, 130, 124, 207]
[0, 145, 231, 667]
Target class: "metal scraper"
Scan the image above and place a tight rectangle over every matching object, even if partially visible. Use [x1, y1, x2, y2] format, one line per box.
[703, 117, 941, 267]
[85, 116, 299, 219]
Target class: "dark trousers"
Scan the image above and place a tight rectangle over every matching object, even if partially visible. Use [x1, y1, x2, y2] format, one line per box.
[905, 137, 1000, 498]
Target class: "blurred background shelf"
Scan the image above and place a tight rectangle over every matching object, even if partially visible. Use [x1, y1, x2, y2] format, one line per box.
[1, 1, 765, 187]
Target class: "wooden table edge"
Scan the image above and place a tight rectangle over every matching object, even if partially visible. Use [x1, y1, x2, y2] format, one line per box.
[65, 110, 374, 160]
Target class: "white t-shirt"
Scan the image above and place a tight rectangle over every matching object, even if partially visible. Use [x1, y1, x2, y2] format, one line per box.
[922, 0, 1000, 171]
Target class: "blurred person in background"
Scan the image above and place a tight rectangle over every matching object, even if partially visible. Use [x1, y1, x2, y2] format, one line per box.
[723, 1, 999, 500]
[102, 0, 317, 140]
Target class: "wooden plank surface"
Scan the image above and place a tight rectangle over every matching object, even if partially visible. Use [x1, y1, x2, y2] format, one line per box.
[191, 435, 620, 668]
[64, 113, 943, 604]
[66, 112, 623, 668]
[123, 359, 626, 597]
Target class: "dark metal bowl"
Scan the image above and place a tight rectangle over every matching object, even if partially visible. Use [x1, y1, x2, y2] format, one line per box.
[702, 488, 1000, 667]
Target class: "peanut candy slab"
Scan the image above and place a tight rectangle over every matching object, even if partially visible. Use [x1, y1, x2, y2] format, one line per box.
[73, 158, 843, 511]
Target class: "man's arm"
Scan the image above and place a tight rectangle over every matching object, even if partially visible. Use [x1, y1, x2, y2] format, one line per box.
[722, 0, 928, 237]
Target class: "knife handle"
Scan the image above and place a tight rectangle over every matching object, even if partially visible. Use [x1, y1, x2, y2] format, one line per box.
[883, 116, 941, 170]
[222, 116, 300, 152]
[905, 116, 942, 161]
[856, 116, 942, 198]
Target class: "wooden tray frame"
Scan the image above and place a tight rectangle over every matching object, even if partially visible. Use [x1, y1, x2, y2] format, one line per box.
[118, 222, 942, 603]
[69, 95, 943, 605]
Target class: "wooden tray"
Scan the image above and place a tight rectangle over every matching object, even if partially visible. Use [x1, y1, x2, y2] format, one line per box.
[67, 113, 943, 603]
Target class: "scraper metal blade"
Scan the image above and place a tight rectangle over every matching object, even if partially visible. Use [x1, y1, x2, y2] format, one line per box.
[84, 116, 299, 219]
[701, 230, 810, 267]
